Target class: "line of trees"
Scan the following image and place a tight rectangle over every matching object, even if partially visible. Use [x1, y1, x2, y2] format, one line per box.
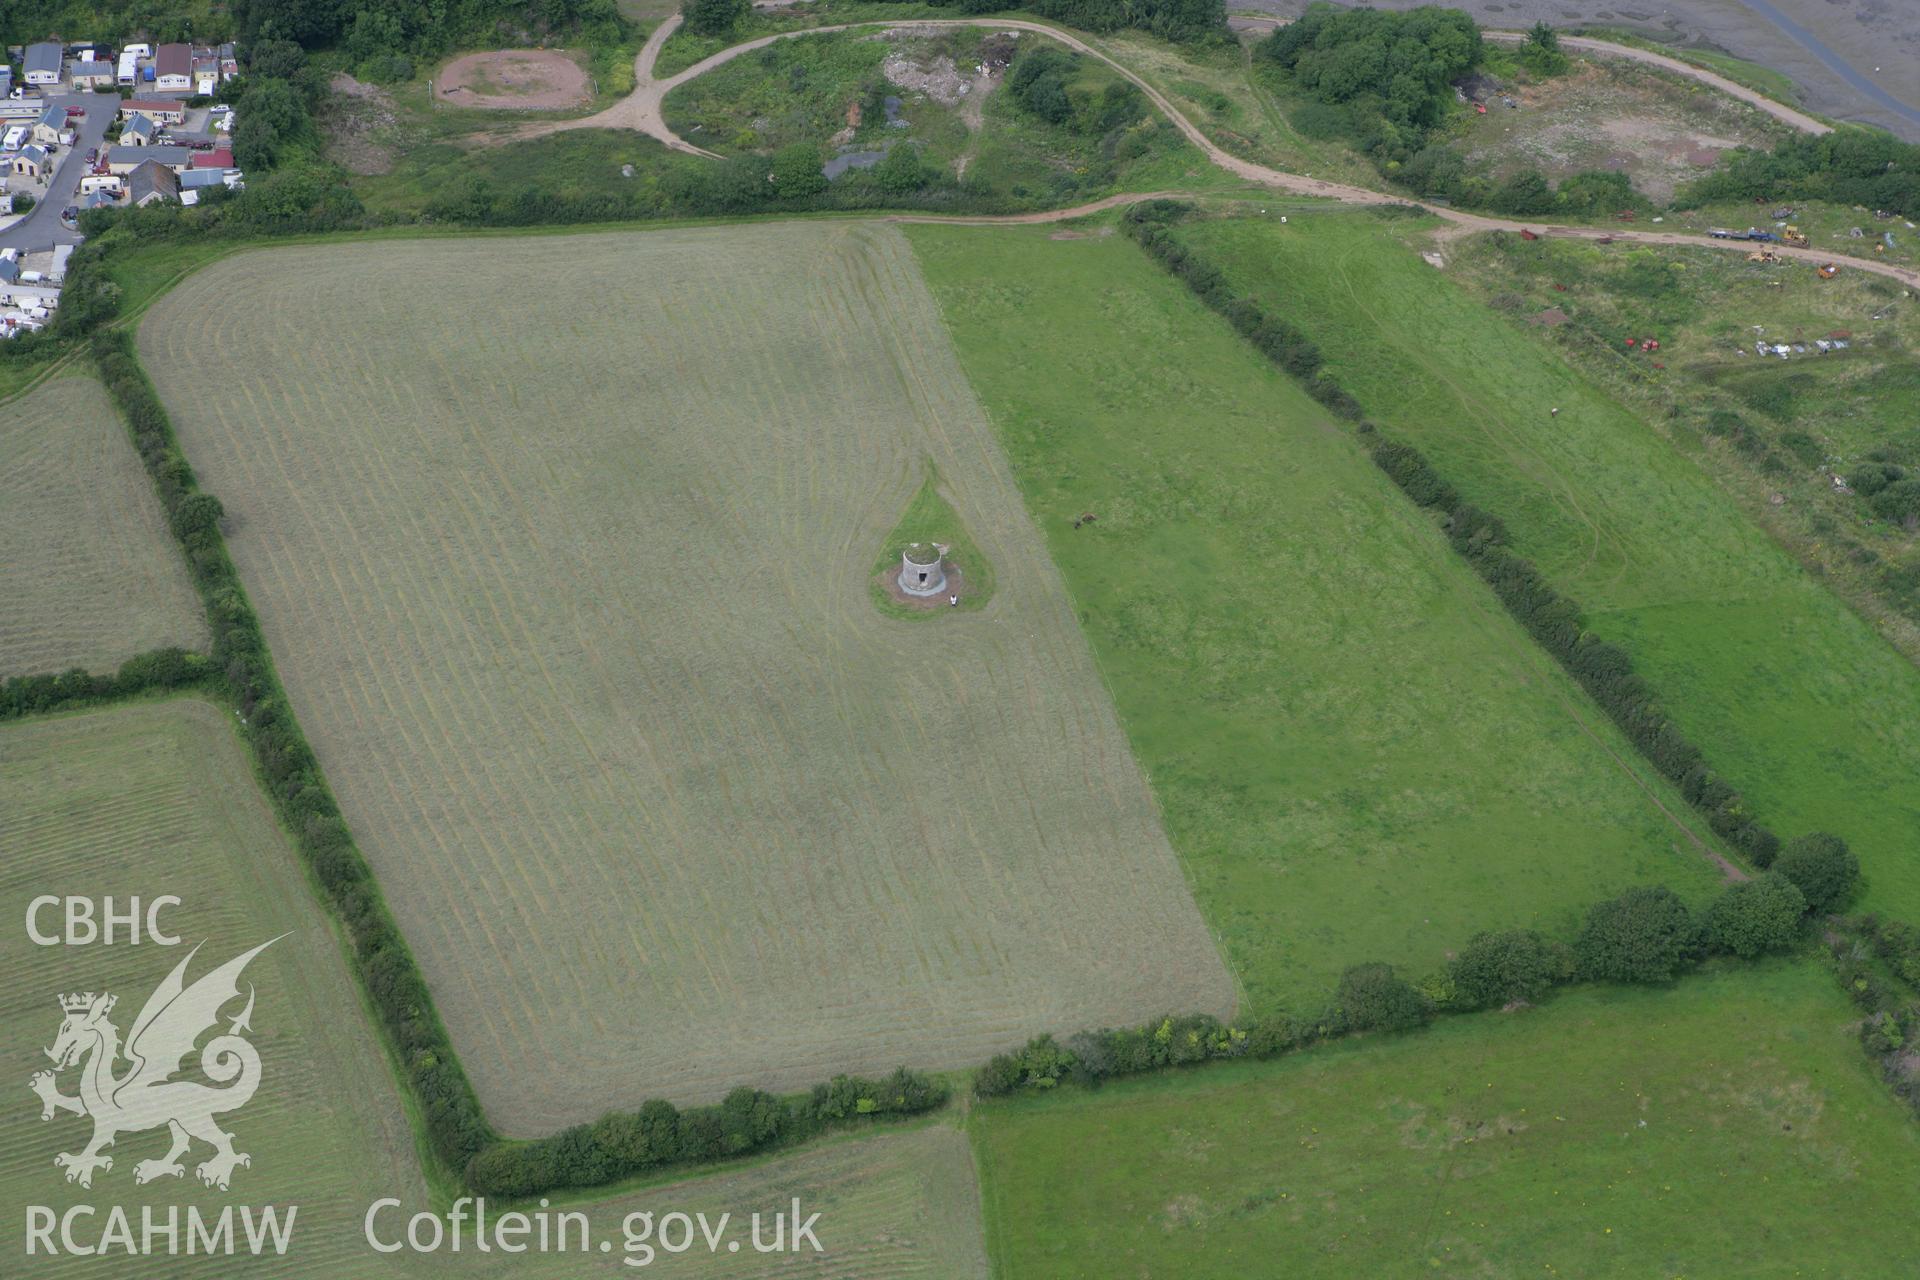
[231, 0, 622, 61]
[841, 0, 1225, 43]
[0, 647, 211, 718]
[468, 1069, 947, 1197]
[978, 866, 1857, 1098]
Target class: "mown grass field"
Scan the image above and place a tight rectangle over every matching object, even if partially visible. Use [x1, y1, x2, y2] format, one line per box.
[1182, 211, 1920, 924]
[140, 222, 1231, 1135]
[905, 223, 1723, 1016]
[971, 962, 1920, 1278]
[0, 374, 206, 677]
[0, 698, 986, 1277]
[0, 700, 427, 1277]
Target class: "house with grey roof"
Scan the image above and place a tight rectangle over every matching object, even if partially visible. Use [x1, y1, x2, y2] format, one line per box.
[70, 58, 116, 89]
[11, 145, 49, 179]
[123, 114, 159, 146]
[32, 105, 68, 145]
[25, 42, 65, 87]
[127, 159, 180, 206]
[108, 144, 190, 174]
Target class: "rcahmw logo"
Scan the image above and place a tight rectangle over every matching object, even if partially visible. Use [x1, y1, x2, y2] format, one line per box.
[23, 937, 300, 1259]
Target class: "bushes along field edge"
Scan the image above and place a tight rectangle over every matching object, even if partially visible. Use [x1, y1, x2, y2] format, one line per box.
[88, 327, 499, 1179]
[1, 647, 215, 717]
[976, 870, 1867, 1100]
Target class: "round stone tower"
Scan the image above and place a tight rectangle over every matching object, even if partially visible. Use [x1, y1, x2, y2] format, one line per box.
[898, 543, 947, 597]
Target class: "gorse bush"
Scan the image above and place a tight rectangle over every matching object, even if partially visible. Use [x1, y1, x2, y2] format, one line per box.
[1705, 873, 1807, 958]
[1575, 886, 1703, 984]
[1447, 929, 1574, 1009]
[1776, 832, 1861, 914]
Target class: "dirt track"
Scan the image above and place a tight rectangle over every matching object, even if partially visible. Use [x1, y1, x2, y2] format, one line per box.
[521, 14, 1920, 289]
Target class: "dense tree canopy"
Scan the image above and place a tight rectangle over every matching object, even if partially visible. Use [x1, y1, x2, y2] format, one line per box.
[855, 0, 1223, 43]
[1575, 886, 1703, 984]
[232, 0, 622, 57]
[1776, 832, 1861, 914]
[1258, 3, 1481, 130]
[1705, 873, 1807, 958]
[1681, 129, 1920, 220]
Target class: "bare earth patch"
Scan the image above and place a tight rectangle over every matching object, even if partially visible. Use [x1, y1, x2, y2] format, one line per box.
[1460, 56, 1782, 203]
[437, 49, 590, 110]
[323, 73, 397, 175]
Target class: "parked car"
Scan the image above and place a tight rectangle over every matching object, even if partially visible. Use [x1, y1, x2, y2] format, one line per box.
[60, 207, 78, 227]
[84, 147, 96, 164]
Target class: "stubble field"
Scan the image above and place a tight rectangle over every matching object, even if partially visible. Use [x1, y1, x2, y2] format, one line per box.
[0, 697, 988, 1276]
[140, 222, 1232, 1135]
[0, 700, 427, 1277]
[0, 375, 206, 677]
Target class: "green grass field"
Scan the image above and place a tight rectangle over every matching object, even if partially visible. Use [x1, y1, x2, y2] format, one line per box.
[140, 222, 1231, 1135]
[971, 961, 1920, 1277]
[1181, 211, 1920, 924]
[905, 222, 1724, 1015]
[0, 374, 206, 677]
[0, 699, 428, 1277]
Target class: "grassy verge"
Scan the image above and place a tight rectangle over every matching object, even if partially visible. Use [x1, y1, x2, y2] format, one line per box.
[907, 219, 1726, 1014]
[971, 960, 1920, 1277]
[1176, 210, 1920, 923]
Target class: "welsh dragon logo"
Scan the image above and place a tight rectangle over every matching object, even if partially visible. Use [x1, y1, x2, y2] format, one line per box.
[28, 939, 280, 1191]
